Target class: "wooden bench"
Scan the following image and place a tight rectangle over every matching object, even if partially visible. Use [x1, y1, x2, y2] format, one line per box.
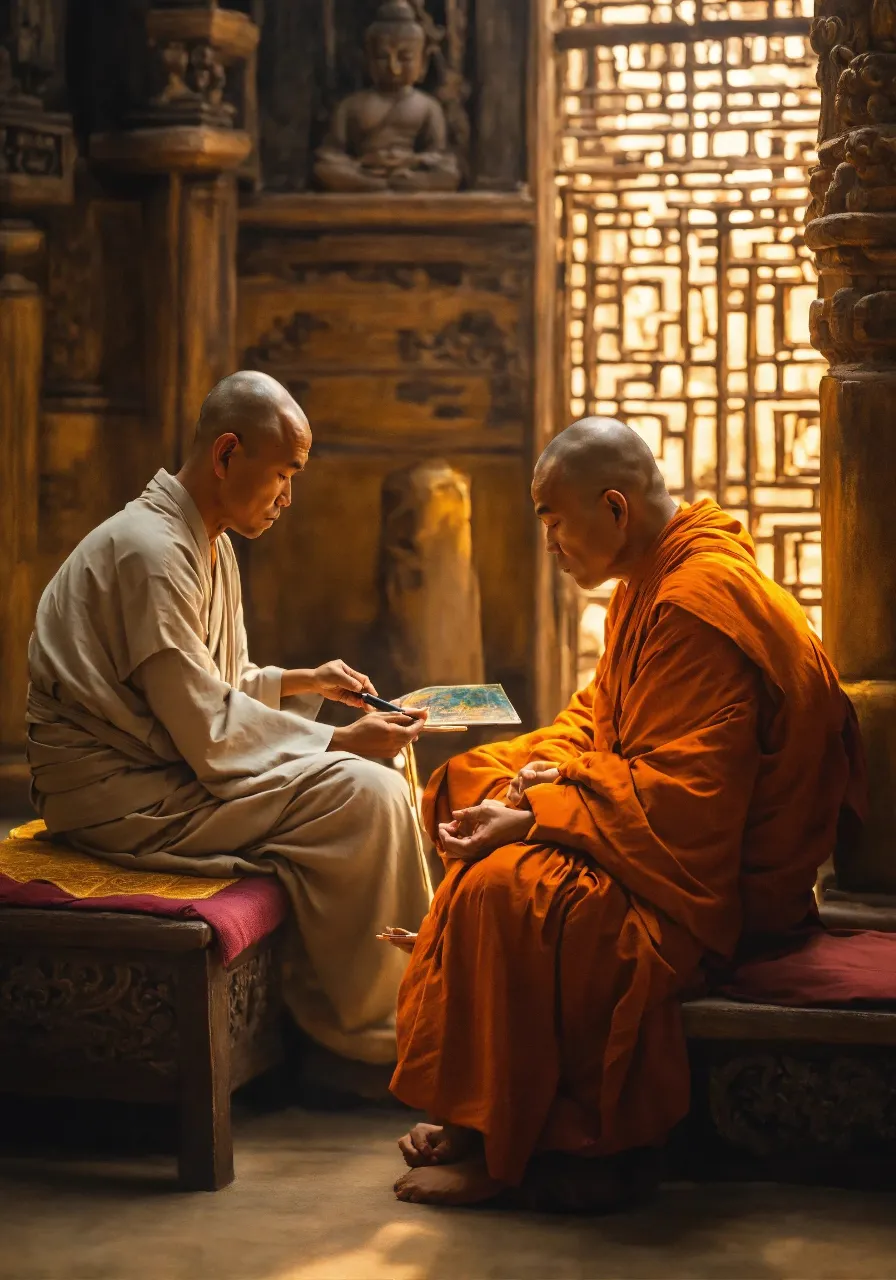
[0, 907, 284, 1190]
[680, 994, 896, 1175]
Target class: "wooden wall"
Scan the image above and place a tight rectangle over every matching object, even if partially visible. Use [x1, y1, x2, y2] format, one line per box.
[236, 201, 535, 718]
[0, 0, 539, 805]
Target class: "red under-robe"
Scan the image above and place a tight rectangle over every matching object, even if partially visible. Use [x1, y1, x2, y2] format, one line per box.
[390, 500, 866, 1185]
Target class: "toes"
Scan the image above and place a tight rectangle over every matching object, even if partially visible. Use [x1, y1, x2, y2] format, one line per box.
[395, 1177, 423, 1204]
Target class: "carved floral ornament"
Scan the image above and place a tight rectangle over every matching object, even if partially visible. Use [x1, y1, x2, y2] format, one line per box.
[0, 956, 179, 1075]
[805, 4, 896, 363]
[807, 1, 896, 217]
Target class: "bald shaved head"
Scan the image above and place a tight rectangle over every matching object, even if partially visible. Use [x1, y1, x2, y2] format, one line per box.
[531, 416, 677, 589]
[535, 416, 665, 498]
[193, 370, 308, 453]
[178, 371, 311, 541]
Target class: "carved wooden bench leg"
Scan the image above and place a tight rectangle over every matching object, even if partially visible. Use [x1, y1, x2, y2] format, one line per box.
[177, 948, 233, 1191]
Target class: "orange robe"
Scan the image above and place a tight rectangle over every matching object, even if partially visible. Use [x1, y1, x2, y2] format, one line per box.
[390, 500, 866, 1185]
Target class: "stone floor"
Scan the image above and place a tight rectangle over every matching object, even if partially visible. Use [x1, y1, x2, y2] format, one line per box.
[2, 1107, 896, 1280]
[3, 814, 896, 1278]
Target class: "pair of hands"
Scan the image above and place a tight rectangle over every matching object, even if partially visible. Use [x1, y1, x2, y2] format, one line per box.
[376, 762, 564, 953]
[436, 760, 561, 863]
[292, 658, 426, 760]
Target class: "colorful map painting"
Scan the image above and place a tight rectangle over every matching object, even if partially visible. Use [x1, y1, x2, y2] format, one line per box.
[394, 684, 521, 727]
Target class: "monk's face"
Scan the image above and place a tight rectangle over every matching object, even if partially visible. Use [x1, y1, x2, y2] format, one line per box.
[532, 467, 630, 590]
[214, 411, 311, 539]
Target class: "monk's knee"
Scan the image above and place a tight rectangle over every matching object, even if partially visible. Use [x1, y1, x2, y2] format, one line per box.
[447, 746, 513, 777]
[330, 756, 410, 812]
[457, 849, 521, 909]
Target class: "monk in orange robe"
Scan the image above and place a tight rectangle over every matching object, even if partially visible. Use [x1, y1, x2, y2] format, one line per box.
[385, 417, 865, 1208]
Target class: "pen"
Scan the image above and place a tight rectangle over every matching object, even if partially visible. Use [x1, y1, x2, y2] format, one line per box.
[359, 691, 421, 716]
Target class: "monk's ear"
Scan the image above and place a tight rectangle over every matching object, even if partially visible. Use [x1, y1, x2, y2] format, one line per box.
[605, 489, 628, 528]
[212, 432, 240, 478]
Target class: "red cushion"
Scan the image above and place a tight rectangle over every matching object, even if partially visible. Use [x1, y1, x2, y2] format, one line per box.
[0, 872, 288, 967]
[719, 929, 896, 1007]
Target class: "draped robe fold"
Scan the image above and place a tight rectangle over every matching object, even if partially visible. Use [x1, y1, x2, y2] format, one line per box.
[27, 470, 432, 1064]
[391, 500, 866, 1181]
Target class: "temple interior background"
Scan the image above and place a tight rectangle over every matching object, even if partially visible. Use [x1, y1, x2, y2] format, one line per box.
[4, 0, 896, 1275]
[0, 0, 839, 790]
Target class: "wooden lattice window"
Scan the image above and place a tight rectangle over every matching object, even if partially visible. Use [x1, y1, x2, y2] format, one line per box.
[553, 0, 822, 687]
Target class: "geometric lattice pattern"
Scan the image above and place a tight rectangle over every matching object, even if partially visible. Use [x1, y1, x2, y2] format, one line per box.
[554, 0, 823, 684]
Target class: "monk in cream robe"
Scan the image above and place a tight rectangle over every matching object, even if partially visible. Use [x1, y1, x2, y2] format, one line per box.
[388, 417, 865, 1206]
[27, 372, 432, 1065]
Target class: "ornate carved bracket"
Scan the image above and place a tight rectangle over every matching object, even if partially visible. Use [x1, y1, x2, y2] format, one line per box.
[91, 4, 259, 180]
[137, 6, 257, 132]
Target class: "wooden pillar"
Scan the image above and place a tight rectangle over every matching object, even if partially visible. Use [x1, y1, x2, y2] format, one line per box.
[807, 0, 896, 890]
[0, 1, 75, 806]
[90, 1, 257, 469]
[0, 224, 44, 766]
[138, 165, 240, 468]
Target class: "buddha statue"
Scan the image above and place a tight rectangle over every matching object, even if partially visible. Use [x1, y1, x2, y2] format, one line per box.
[314, 0, 461, 193]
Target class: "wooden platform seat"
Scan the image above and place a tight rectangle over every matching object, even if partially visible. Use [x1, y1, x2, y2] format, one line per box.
[680, 916, 896, 1176]
[0, 822, 289, 1190]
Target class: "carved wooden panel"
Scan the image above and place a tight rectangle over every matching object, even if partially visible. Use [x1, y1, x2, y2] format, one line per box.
[238, 229, 529, 446]
[0, 953, 178, 1076]
[554, 0, 824, 686]
[228, 947, 273, 1042]
[237, 224, 534, 719]
[709, 1049, 896, 1158]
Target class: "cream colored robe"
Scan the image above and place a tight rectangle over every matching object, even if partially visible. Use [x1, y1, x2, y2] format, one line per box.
[27, 470, 432, 1064]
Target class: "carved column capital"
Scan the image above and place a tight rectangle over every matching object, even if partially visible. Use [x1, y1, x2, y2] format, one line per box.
[0, 0, 74, 210]
[90, 4, 259, 179]
[807, 0, 896, 364]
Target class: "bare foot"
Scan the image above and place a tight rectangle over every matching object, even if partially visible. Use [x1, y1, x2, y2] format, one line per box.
[394, 1158, 506, 1206]
[398, 1121, 478, 1168]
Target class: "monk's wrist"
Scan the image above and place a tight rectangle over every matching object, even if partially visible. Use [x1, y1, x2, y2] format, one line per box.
[503, 806, 536, 843]
[280, 668, 318, 698]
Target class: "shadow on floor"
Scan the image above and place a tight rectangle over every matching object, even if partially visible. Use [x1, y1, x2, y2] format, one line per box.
[2, 1097, 896, 1280]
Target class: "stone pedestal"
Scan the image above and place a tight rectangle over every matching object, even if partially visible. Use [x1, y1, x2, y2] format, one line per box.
[808, 0, 896, 891]
[379, 458, 485, 696]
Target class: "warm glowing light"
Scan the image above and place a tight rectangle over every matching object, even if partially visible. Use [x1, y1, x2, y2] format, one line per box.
[556, 1, 823, 666]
